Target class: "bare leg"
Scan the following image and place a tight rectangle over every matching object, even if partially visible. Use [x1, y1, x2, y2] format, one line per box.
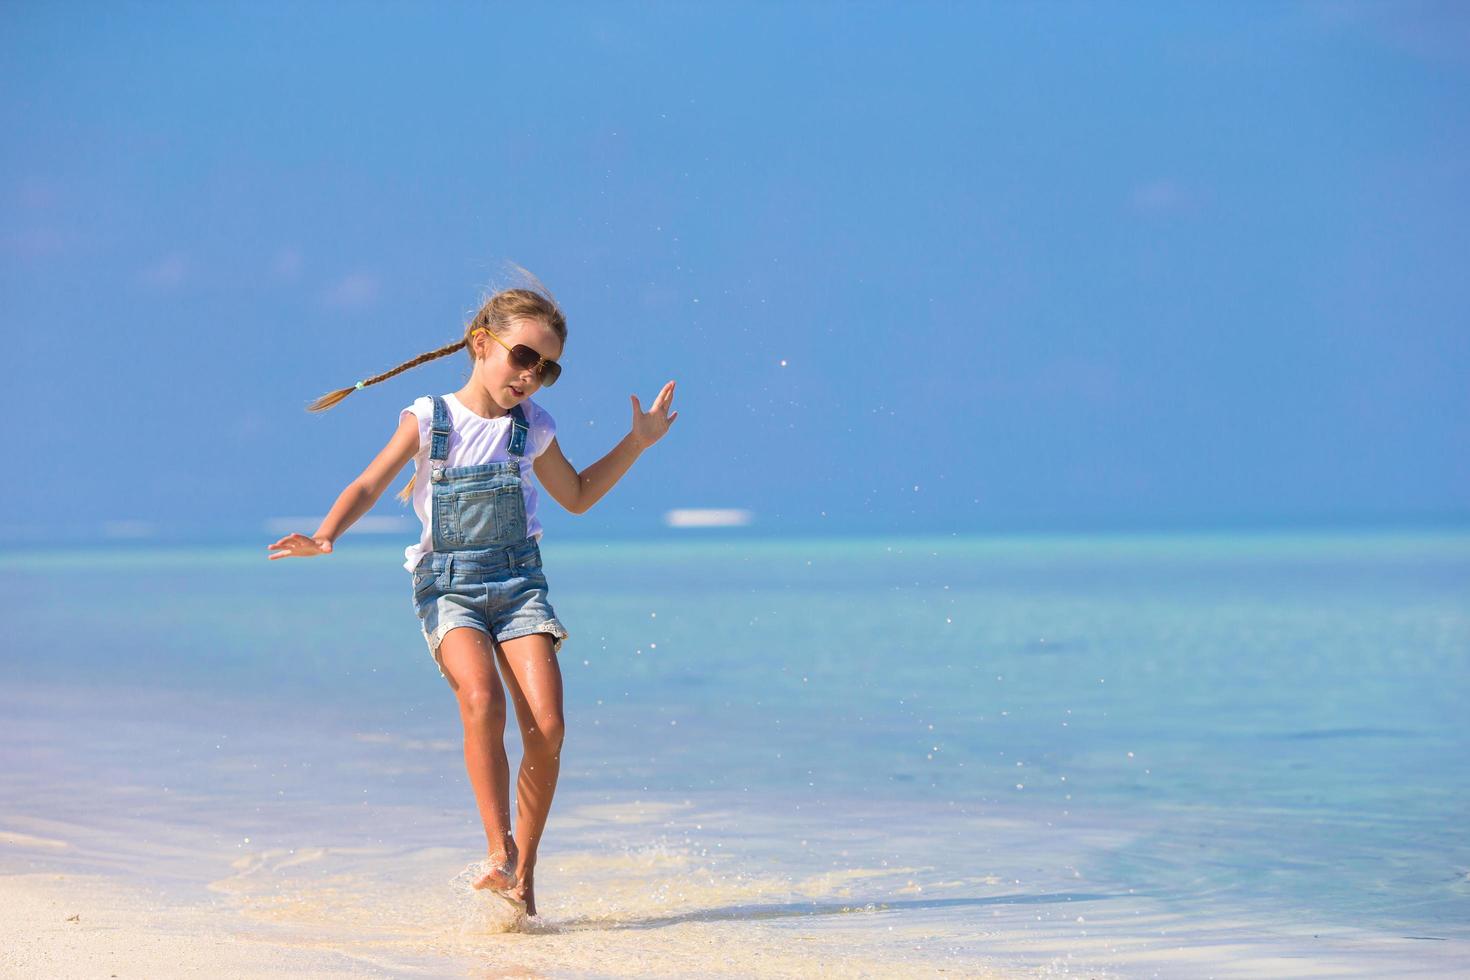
[494, 632, 565, 917]
[435, 627, 517, 888]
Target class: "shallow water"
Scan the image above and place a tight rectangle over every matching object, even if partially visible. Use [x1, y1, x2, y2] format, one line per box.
[2, 530, 1467, 976]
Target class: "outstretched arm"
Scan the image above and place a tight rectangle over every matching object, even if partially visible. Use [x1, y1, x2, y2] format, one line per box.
[535, 380, 678, 515]
[267, 413, 421, 559]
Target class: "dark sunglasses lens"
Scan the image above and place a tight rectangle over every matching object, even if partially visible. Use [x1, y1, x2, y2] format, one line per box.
[511, 345, 561, 387]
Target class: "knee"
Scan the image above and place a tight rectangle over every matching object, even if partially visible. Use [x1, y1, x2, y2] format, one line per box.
[458, 685, 506, 730]
[525, 712, 565, 756]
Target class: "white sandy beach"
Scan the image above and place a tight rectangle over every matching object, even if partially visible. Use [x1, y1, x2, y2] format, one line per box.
[2, 872, 375, 978]
[6, 801, 1468, 979]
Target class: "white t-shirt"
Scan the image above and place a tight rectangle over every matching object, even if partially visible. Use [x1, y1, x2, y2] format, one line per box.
[400, 393, 558, 571]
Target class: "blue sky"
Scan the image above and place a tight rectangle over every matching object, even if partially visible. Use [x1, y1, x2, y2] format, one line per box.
[3, 2, 1467, 544]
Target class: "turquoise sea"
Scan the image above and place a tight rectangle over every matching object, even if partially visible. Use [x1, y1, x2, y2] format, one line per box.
[2, 530, 1467, 976]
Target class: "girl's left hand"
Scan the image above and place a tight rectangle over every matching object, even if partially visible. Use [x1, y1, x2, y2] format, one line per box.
[630, 380, 679, 450]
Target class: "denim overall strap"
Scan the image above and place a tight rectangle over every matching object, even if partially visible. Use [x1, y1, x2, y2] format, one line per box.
[429, 395, 452, 464]
[507, 404, 529, 457]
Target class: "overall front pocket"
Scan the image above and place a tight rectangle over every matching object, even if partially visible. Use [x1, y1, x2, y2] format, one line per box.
[437, 484, 526, 547]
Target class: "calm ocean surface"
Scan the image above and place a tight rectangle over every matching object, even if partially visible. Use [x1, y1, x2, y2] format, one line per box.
[2, 530, 1467, 976]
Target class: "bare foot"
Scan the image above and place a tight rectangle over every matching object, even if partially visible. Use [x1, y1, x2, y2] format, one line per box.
[509, 865, 537, 917]
[473, 840, 519, 892]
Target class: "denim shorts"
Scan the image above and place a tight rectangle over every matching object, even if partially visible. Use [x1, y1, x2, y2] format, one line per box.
[411, 545, 569, 678]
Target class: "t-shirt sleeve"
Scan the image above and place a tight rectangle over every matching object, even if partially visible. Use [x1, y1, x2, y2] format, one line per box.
[528, 400, 557, 458]
[400, 397, 432, 456]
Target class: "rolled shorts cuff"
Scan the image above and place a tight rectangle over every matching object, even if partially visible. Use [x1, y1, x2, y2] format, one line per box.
[495, 619, 569, 654]
[421, 619, 569, 679]
[422, 620, 489, 656]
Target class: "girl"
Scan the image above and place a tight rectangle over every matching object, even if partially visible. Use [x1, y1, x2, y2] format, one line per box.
[267, 281, 677, 917]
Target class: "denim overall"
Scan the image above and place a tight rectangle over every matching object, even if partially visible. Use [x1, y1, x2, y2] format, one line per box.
[411, 395, 566, 673]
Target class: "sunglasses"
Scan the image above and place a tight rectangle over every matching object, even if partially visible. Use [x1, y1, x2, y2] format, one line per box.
[473, 328, 562, 387]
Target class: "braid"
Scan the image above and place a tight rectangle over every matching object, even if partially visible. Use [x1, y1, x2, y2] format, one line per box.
[311, 270, 568, 504]
[307, 338, 468, 413]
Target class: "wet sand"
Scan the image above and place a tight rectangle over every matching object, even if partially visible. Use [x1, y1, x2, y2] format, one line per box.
[6, 791, 1467, 979]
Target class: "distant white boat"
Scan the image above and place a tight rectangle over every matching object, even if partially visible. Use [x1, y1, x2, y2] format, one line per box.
[663, 509, 753, 528]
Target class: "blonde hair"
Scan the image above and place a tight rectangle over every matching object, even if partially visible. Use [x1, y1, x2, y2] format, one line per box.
[308, 272, 567, 502]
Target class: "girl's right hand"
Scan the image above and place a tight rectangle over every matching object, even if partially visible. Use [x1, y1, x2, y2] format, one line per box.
[267, 533, 334, 560]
